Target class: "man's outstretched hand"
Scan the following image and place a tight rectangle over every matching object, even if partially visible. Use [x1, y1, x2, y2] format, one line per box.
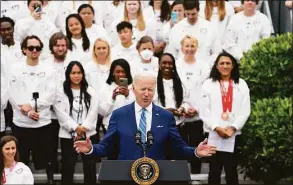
[74, 137, 92, 154]
[195, 138, 217, 157]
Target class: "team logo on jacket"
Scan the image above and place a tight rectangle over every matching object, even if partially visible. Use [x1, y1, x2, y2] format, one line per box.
[131, 157, 159, 185]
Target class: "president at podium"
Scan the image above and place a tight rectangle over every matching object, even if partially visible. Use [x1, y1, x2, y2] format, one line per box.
[74, 71, 216, 159]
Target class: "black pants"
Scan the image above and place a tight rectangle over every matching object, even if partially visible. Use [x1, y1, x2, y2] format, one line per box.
[13, 123, 54, 170]
[208, 135, 241, 185]
[178, 120, 204, 173]
[51, 119, 60, 173]
[60, 135, 98, 185]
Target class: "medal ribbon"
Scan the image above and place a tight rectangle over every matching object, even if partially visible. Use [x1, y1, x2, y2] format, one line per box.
[220, 79, 233, 113]
[2, 161, 16, 184]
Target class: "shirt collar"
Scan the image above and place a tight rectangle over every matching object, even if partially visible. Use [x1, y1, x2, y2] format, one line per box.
[135, 101, 152, 114]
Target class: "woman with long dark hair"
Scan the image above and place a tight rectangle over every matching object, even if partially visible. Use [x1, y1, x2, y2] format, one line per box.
[0, 136, 33, 185]
[199, 51, 250, 185]
[153, 53, 190, 125]
[99, 59, 134, 130]
[53, 61, 99, 185]
[65, 14, 92, 66]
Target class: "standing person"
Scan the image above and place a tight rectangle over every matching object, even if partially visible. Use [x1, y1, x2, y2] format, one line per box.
[65, 14, 92, 66]
[153, 53, 190, 126]
[111, 21, 140, 63]
[199, 0, 235, 46]
[110, 0, 156, 45]
[0, 136, 34, 185]
[130, 36, 159, 77]
[85, 38, 112, 92]
[0, 16, 24, 79]
[167, 0, 221, 66]
[103, 0, 125, 33]
[45, 32, 72, 174]
[143, 0, 171, 58]
[200, 51, 251, 185]
[74, 71, 217, 160]
[78, 4, 111, 45]
[222, 0, 271, 61]
[177, 35, 210, 173]
[53, 61, 99, 185]
[8, 35, 57, 185]
[162, 0, 185, 48]
[99, 59, 135, 130]
[14, 0, 58, 60]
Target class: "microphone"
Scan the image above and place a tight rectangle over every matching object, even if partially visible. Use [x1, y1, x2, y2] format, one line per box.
[32, 92, 39, 112]
[135, 130, 141, 145]
[147, 131, 154, 146]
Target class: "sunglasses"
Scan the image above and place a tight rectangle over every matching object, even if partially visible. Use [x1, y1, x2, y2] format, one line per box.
[27, 46, 42, 52]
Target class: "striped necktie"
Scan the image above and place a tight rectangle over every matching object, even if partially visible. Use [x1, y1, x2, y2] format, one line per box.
[139, 108, 147, 143]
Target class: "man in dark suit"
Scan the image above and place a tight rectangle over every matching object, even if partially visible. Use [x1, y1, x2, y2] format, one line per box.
[74, 71, 216, 159]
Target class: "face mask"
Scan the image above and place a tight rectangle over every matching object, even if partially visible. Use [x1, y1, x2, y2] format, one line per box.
[140, 49, 153, 61]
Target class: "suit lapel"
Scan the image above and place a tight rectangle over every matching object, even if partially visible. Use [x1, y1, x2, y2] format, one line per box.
[129, 102, 138, 135]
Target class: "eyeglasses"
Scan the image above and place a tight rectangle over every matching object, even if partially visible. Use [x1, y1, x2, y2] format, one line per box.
[27, 46, 42, 52]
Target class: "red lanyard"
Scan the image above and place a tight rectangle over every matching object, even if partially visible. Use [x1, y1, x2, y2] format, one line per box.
[220, 79, 233, 113]
[2, 161, 16, 184]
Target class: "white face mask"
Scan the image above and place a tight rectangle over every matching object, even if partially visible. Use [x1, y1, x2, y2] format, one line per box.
[140, 49, 153, 61]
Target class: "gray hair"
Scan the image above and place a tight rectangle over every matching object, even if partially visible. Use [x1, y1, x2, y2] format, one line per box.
[133, 71, 157, 87]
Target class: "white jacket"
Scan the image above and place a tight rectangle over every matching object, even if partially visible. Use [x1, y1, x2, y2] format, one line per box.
[167, 18, 221, 67]
[199, 78, 251, 134]
[222, 11, 271, 61]
[0, 1, 30, 21]
[53, 86, 99, 139]
[8, 62, 57, 128]
[3, 162, 34, 185]
[99, 83, 135, 129]
[14, 15, 58, 60]
[1, 76, 9, 132]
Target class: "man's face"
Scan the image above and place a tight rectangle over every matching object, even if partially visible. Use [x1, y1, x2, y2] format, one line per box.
[133, 77, 156, 108]
[185, 8, 198, 25]
[118, 28, 133, 45]
[0, 21, 14, 43]
[24, 38, 42, 60]
[53, 39, 67, 60]
[243, 0, 257, 12]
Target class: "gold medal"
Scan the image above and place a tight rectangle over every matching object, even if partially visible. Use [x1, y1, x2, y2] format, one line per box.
[221, 112, 229, 120]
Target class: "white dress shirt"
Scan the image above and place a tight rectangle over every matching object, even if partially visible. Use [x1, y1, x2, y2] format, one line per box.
[135, 102, 152, 132]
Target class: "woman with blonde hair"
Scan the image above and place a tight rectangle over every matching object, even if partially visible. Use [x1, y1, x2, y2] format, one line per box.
[110, 0, 156, 45]
[199, 0, 234, 45]
[85, 37, 112, 92]
[176, 35, 210, 173]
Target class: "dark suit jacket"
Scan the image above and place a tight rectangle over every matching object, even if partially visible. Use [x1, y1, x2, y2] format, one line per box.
[92, 102, 195, 160]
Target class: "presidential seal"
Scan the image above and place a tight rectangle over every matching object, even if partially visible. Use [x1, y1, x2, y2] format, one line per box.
[131, 157, 159, 185]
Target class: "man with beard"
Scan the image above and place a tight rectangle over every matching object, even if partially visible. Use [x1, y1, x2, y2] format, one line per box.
[0, 16, 25, 78]
[8, 35, 57, 185]
[44, 32, 72, 175]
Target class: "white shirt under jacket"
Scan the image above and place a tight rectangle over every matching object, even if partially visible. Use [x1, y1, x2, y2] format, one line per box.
[199, 78, 251, 134]
[53, 86, 99, 139]
[99, 83, 135, 129]
[8, 62, 57, 128]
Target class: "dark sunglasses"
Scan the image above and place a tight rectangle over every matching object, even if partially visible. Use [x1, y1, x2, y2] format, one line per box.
[27, 46, 42, 52]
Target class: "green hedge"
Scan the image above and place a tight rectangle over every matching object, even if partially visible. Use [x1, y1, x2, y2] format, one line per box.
[240, 33, 293, 100]
[239, 97, 292, 184]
